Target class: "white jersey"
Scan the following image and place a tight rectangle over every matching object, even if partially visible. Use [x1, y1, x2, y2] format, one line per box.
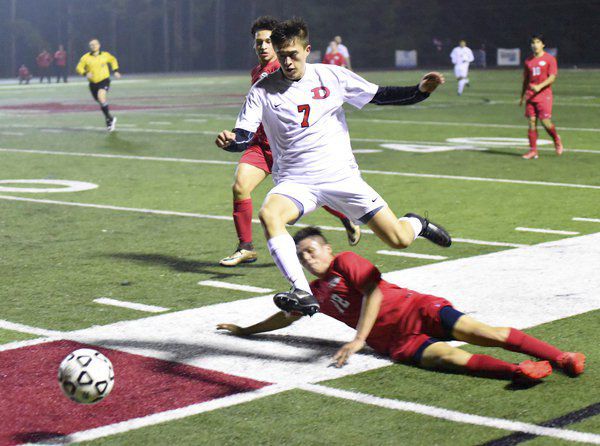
[326, 43, 350, 59]
[450, 46, 474, 66]
[235, 63, 378, 184]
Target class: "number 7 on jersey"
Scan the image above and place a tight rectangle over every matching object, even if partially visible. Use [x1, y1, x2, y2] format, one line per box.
[297, 104, 311, 128]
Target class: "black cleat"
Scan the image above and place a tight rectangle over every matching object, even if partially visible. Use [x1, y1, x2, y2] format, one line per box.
[404, 213, 452, 247]
[273, 288, 320, 317]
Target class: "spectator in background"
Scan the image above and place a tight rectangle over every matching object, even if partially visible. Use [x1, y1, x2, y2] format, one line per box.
[326, 35, 351, 70]
[323, 41, 347, 67]
[36, 49, 53, 83]
[18, 64, 32, 84]
[54, 44, 68, 83]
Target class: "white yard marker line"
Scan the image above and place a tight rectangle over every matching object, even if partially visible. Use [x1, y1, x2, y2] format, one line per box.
[38, 384, 294, 446]
[353, 149, 382, 154]
[148, 121, 172, 125]
[2, 146, 600, 190]
[198, 280, 274, 294]
[93, 298, 170, 313]
[573, 217, 600, 223]
[299, 384, 600, 445]
[1, 131, 24, 136]
[515, 227, 580, 235]
[0, 336, 61, 352]
[0, 319, 62, 337]
[377, 250, 448, 260]
[0, 195, 525, 249]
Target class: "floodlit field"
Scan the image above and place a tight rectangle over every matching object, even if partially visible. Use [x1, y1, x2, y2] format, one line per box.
[0, 68, 599, 445]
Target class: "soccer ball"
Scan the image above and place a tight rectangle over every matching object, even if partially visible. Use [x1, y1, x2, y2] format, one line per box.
[58, 348, 115, 404]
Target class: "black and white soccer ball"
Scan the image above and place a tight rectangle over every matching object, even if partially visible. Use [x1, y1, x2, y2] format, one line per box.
[58, 348, 115, 404]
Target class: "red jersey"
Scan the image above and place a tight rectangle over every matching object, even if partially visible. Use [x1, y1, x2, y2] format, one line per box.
[18, 66, 30, 77]
[54, 50, 67, 66]
[36, 52, 53, 68]
[523, 52, 557, 101]
[249, 59, 280, 149]
[310, 251, 417, 355]
[322, 52, 347, 67]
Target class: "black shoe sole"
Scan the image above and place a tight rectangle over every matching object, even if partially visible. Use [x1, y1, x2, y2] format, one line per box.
[274, 293, 320, 316]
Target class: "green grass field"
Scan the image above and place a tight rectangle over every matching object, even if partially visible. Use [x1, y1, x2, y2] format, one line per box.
[0, 68, 599, 445]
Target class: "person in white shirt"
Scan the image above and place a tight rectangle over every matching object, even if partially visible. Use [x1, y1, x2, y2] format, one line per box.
[326, 35, 351, 70]
[450, 40, 474, 95]
[215, 18, 450, 316]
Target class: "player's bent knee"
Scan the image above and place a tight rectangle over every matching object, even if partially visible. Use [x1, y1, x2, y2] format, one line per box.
[232, 180, 251, 198]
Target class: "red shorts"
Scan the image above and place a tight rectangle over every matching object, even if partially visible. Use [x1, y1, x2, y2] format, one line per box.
[525, 95, 553, 119]
[239, 144, 273, 174]
[387, 293, 456, 363]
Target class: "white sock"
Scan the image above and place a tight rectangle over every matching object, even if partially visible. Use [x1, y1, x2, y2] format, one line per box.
[267, 234, 312, 293]
[458, 79, 468, 94]
[398, 217, 422, 241]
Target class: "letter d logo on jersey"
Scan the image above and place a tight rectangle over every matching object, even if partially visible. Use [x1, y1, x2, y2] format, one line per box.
[311, 86, 330, 100]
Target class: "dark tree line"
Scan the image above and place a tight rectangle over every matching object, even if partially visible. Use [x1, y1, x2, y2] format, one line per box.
[0, 0, 598, 78]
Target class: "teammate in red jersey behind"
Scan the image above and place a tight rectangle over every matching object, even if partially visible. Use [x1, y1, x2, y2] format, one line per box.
[218, 226, 585, 384]
[520, 34, 563, 159]
[219, 17, 360, 267]
[322, 41, 347, 67]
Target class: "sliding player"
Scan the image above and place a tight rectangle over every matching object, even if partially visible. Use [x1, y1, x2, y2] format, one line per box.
[76, 39, 120, 132]
[216, 18, 451, 315]
[220, 16, 360, 267]
[218, 227, 585, 384]
[520, 34, 562, 159]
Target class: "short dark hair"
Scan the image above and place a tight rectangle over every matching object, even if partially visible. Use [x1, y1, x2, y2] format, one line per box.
[271, 17, 310, 48]
[250, 16, 279, 36]
[293, 226, 328, 245]
[530, 33, 545, 44]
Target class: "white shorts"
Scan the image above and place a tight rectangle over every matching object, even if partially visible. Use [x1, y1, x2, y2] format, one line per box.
[454, 63, 469, 79]
[266, 175, 387, 225]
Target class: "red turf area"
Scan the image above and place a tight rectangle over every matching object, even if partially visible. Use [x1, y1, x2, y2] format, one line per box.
[0, 340, 269, 445]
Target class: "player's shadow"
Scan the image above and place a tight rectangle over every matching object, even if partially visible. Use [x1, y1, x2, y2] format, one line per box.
[104, 133, 145, 152]
[477, 148, 525, 157]
[12, 431, 64, 444]
[107, 252, 271, 279]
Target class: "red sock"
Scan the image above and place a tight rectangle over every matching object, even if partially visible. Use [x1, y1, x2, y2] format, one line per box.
[528, 129, 538, 150]
[323, 205, 347, 221]
[233, 198, 253, 245]
[544, 124, 559, 142]
[504, 328, 563, 362]
[466, 354, 517, 380]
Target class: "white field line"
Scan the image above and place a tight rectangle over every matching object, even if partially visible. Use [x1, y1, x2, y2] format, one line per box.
[299, 384, 600, 445]
[0, 336, 61, 352]
[515, 227, 580, 235]
[198, 280, 274, 294]
[0, 319, 62, 337]
[148, 121, 172, 125]
[377, 250, 448, 260]
[1, 131, 24, 136]
[93, 298, 170, 313]
[37, 384, 294, 446]
[353, 149, 382, 154]
[573, 217, 600, 223]
[0, 195, 526, 249]
[2, 146, 600, 190]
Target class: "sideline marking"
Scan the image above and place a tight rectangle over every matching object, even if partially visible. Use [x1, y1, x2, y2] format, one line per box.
[36, 384, 293, 445]
[0, 179, 98, 193]
[0, 319, 62, 337]
[377, 250, 448, 260]
[0, 195, 527, 249]
[573, 217, 600, 223]
[2, 146, 600, 190]
[93, 298, 170, 313]
[299, 384, 600, 445]
[198, 280, 274, 294]
[515, 227, 580, 235]
[149, 121, 172, 125]
[0, 131, 24, 136]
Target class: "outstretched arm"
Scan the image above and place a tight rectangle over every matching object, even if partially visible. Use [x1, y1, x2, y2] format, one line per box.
[369, 72, 444, 106]
[215, 128, 256, 152]
[217, 311, 302, 336]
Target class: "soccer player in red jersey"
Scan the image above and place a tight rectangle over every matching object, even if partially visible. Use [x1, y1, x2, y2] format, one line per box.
[54, 44, 68, 83]
[520, 34, 563, 159]
[219, 17, 360, 267]
[218, 226, 586, 383]
[322, 41, 347, 67]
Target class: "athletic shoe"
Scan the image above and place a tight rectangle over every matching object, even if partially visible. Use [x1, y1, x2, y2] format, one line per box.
[107, 116, 117, 132]
[554, 137, 563, 156]
[273, 288, 319, 316]
[522, 150, 539, 160]
[341, 218, 361, 246]
[219, 249, 257, 267]
[512, 360, 552, 384]
[556, 352, 585, 376]
[404, 213, 452, 247]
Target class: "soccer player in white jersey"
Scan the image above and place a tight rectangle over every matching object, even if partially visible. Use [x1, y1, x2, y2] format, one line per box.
[450, 40, 474, 96]
[216, 18, 450, 316]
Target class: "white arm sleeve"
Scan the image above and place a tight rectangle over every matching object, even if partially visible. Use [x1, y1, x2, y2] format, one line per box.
[234, 87, 263, 133]
[337, 67, 379, 109]
[450, 48, 459, 64]
[466, 48, 475, 62]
